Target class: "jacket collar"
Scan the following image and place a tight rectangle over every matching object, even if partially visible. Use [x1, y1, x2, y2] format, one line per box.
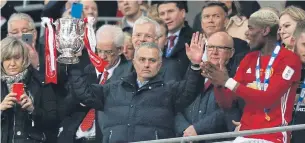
[121, 71, 164, 88]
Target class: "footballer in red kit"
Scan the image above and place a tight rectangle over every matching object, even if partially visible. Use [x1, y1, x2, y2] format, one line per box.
[201, 9, 302, 143]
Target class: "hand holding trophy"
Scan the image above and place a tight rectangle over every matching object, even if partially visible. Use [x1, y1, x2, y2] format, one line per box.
[41, 16, 107, 84]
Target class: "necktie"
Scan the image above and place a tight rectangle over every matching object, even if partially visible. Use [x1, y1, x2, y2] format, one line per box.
[80, 71, 109, 131]
[166, 35, 177, 57]
[168, 35, 177, 49]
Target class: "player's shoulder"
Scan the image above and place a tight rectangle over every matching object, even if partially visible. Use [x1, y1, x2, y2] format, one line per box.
[243, 51, 259, 60]
[279, 48, 301, 62]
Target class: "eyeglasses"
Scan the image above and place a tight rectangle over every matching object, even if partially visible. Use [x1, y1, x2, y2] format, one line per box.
[8, 29, 35, 36]
[133, 33, 156, 40]
[96, 49, 115, 56]
[206, 45, 233, 51]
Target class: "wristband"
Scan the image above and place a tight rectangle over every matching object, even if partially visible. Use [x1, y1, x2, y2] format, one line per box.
[191, 64, 200, 71]
[225, 78, 238, 91]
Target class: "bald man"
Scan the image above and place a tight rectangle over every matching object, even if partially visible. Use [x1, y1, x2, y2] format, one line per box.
[175, 32, 240, 139]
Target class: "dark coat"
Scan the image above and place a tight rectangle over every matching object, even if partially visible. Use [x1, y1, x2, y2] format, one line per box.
[58, 58, 127, 143]
[291, 66, 305, 143]
[164, 21, 193, 78]
[68, 65, 204, 142]
[1, 67, 57, 143]
[175, 84, 241, 143]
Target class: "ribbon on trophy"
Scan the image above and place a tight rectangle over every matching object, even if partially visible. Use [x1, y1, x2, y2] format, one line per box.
[41, 17, 57, 84]
[83, 17, 108, 72]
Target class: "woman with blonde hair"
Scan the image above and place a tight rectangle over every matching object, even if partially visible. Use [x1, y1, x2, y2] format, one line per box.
[279, 6, 305, 51]
[0, 36, 57, 143]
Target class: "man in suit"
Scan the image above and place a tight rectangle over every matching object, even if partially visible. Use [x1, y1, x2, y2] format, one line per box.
[58, 25, 126, 143]
[115, 16, 182, 81]
[157, 1, 193, 78]
[175, 32, 241, 142]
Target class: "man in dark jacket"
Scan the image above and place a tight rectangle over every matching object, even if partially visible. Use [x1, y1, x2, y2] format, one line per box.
[68, 41, 205, 142]
[58, 25, 127, 143]
[157, 1, 193, 78]
[175, 32, 241, 142]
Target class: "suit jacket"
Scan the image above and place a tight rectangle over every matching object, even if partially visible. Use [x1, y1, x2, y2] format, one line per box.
[164, 21, 194, 78]
[58, 57, 127, 143]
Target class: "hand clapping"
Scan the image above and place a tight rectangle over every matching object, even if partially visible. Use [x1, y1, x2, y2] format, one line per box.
[200, 60, 229, 86]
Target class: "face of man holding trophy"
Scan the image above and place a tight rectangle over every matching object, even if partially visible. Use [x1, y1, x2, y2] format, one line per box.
[132, 17, 160, 47]
[96, 25, 124, 69]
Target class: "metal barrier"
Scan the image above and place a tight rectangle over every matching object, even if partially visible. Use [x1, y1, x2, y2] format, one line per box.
[15, 4, 44, 12]
[134, 124, 305, 143]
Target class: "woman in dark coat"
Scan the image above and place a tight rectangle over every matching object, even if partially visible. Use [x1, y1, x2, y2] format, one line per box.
[0, 36, 57, 143]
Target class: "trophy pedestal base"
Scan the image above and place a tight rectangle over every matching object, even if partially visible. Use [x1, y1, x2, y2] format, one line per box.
[57, 56, 79, 64]
[57, 49, 79, 64]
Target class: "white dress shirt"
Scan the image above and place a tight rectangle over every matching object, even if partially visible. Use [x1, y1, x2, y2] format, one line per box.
[75, 57, 121, 139]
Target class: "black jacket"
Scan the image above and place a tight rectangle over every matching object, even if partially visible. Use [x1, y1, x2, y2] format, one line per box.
[175, 84, 241, 143]
[164, 21, 193, 78]
[68, 66, 204, 142]
[58, 58, 127, 143]
[1, 67, 57, 143]
[291, 66, 305, 143]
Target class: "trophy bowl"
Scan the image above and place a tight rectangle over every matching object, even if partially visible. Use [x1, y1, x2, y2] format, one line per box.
[54, 18, 85, 64]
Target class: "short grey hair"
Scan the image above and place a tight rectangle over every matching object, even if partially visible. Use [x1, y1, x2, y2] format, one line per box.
[7, 13, 36, 32]
[96, 25, 124, 48]
[134, 42, 163, 59]
[1, 36, 30, 74]
[133, 16, 161, 38]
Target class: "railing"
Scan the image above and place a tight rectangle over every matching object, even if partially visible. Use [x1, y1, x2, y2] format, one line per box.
[14, 3, 44, 12]
[134, 124, 305, 143]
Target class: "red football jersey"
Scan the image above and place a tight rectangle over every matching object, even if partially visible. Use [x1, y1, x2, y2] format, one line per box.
[217, 48, 301, 143]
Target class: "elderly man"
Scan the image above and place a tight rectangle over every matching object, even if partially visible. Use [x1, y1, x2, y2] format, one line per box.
[291, 21, 305, 143]
[58, 25, 126, 143]
[175, 32, 240, 141]
[201, 9, 301, 143]
[117, 0, 146, 29]
[67, 41, 204, 142]
[115, 16, 182, 81]
[7, 13, 39, 69]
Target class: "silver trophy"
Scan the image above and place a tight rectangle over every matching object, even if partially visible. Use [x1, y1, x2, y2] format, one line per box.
[54, 18, 85, 64]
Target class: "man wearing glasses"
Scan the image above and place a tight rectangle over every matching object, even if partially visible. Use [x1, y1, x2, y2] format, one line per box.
[7, 13, 39, 70]
[58, 25, 127, 143]
[175, 32, 240, 140]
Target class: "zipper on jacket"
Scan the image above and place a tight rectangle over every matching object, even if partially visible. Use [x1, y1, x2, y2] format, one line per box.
[12, 104, 16, 143]
[109, 130, 113, 142]
[155, 130, 158, 140]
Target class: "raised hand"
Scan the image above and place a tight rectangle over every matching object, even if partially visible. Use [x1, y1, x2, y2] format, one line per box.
[0, 93, 17, 111]
[25, 43, 39, 69]
[185, 32, 206, 64]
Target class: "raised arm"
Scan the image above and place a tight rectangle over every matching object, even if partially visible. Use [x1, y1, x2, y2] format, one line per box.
[68, 65, 107, 110]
